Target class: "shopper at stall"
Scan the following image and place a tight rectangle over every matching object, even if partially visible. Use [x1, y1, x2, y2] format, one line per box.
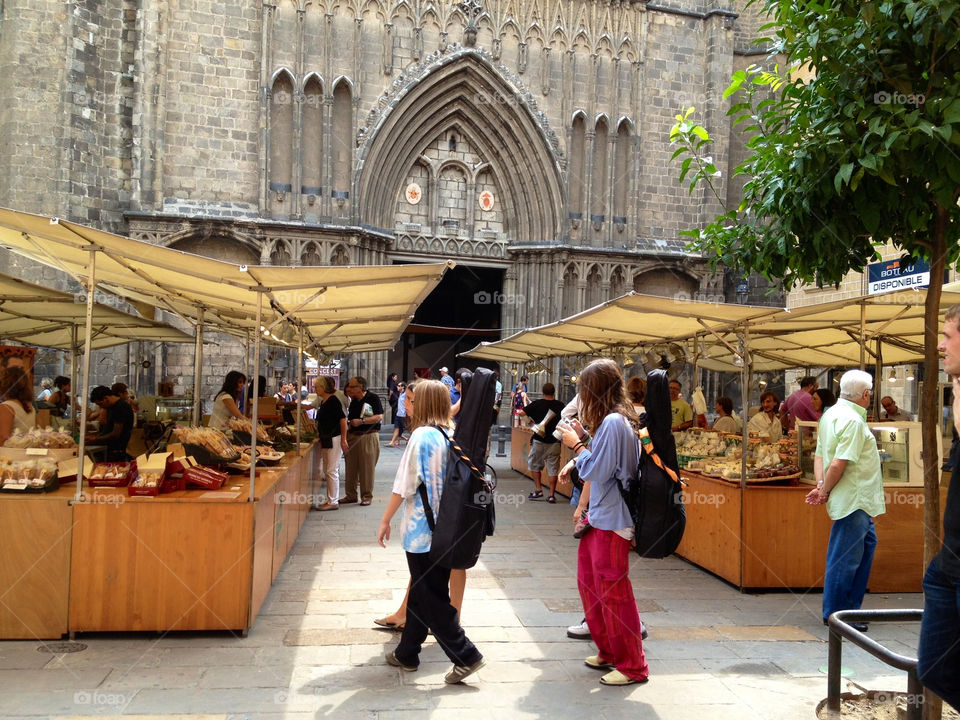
[388, 382, 409, 447]
[439, 366, 455, 389]
[313, 375, 349, 512]
[669, 380, 693, 431]
[520, 382, 565, 502]
[342, 375, 383, 505]
[86, 385, 135, 461]
[209, 371, 247, 432]
[804, 369, 885, 632]
[781, 375, 820, 430]
[626, 376, 646, 416]
[100, 383, 139, 428]
[748, 391, 783, 440]
[377, 379, 484, 683]
[712, 396, 741, 433]
[917, 306, 960, 711]
[0, 366, 37, 446]
[812, 388, 837, 415]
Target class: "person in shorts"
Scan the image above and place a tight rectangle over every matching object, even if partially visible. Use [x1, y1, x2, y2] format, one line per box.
[520, 383, 565, 502]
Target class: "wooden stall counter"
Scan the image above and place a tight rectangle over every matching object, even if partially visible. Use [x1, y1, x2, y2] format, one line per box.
[676, 470, 928, 592]
[0, 489, 73, 639]
[67, 442, 317, 636]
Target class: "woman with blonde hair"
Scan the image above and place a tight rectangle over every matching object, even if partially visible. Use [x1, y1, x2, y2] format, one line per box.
[558, 358, 648, 687]
[377, 380, 483, 684]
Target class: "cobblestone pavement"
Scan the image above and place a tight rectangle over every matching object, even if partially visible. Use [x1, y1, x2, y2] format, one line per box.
[0, 446, 923, 720]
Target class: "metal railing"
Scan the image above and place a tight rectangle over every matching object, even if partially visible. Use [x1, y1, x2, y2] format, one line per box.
[827, 608, 924, 720]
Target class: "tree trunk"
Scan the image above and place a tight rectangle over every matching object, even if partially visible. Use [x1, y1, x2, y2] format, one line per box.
[921, 204, 947, 720]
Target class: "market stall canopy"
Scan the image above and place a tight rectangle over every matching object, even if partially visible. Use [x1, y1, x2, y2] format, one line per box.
[696, 288, 960, 372]
[0, 208, 452, 353]
[460, 292, 780, 363]
[0, 271, 193, 350]
[461, 286, 960, 373]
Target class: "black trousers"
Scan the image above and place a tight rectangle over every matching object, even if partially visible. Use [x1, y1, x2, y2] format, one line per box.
[394, 551, 482, 668]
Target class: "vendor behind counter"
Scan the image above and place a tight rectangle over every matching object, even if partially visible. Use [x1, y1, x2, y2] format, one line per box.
[86, 385, 134, 461]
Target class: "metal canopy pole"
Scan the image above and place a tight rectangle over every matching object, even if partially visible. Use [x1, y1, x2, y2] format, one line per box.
[296, 324, 304, 445]
[74, 249, 97, 503]
[192, 320, 204, 427]
[69, 326, 79, 436]
[249, 293, 262, 502]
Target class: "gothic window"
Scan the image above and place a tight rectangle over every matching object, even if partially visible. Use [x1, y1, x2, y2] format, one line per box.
[270, 240, 292, 266]
[591, 117, 609, 226]
[610, 266, 626, 299]
[569, 114, 586, 221]
[437, 164, 467, 233]
[397, 161, 429, 230]
[269, 71, 295, 214]
[331, 80, 353, 202]
[474, 167, 503, 238]
[613, 120, 632, 225]
[585, 265, 603, 308]
[330, 244, 350, 266]
[301, 242, 321, 266]
[562, 264, 578, 317]
[301, 75, 324, 209]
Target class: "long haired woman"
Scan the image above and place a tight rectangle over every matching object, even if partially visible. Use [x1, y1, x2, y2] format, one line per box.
[558, 358, 649, 687]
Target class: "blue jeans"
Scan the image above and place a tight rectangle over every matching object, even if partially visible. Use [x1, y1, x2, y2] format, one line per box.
[917, 561, 960, 711]
[822, 510, 877, 621]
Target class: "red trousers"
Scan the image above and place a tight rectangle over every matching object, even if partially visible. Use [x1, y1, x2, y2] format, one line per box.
[577, 528, 649, 681]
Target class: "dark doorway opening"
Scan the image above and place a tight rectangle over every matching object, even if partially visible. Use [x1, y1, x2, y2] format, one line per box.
[388, 263, 505, 381]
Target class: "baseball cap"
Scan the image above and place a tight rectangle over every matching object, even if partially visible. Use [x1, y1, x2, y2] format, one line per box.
[440, 366, 448, 372]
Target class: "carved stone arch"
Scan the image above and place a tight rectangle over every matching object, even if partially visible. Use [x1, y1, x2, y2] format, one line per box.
[585, 263, 604, 308]
[359, 0, 385, 22]
[596, 34, 615, 59]
[618, 38, 635, 63]
[617, 116, 634, 134]
[356, 51, 564, 244]
[330, 75, 355, 95]
[437, 157, 471, 178]
[550, 27, 567, 51]
[526, 22, 546, 45]
[594, 113, 610, 130]
[391, 1, 414, 24]
[572, 30, 591, 52]
[302, 71, 324, 93]
[609, 264, 627, 298]
[330, 243, 351, 265]
[301, 241, 322, 266]
[561, 261, 579, 316]
[163, 227, 261, 266]
[269, 238, 294, 266]
[270, 67, 297, 88]
[471, 160, 490, 182]
[632, 266, 699, 299]
[329, 0, 354, 18]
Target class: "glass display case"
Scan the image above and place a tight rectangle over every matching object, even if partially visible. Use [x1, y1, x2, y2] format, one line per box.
[140, 395, 193, 424]
[796, 420, 931, 487]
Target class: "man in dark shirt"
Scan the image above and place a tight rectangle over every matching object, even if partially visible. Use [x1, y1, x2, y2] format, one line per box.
[86, 386, 134, 461]
[918, 306, 960, 711]
[342, 376, 383, 506]
[520, 383, 566, 502]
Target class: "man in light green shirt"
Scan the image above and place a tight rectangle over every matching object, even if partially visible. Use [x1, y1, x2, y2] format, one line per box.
[805, 369, 885, 630]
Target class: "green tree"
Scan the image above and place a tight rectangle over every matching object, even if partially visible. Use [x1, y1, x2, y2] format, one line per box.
[671, 1, 960, 593]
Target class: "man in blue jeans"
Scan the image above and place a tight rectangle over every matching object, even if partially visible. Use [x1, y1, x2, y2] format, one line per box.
[916, 307, 960, 711]
[805, 369, 885, 632]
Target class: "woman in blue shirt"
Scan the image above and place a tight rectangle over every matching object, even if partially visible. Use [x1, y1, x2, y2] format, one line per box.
[377, 379, 484, 684]
[558, 358, 649, 687]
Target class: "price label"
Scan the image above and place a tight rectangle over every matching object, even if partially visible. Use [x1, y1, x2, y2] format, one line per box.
[25, 448, 48, 456]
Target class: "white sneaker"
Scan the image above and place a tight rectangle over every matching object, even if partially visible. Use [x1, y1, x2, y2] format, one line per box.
[568, 618, 648, 640]
[567, 620, 591, 639]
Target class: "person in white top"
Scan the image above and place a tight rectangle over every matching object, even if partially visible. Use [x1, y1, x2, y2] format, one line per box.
[209, 371, 247, 432]
[747, 391, 783, 440]
[712, 396, 742, 433]
[0, 367, 37, 446]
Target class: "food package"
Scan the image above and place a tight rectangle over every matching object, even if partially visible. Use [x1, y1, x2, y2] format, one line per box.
[182, 465, 228, 490]
[0, 457, 59, 492]
[87, 461, 136, 487]
[173, 427, 240, 463]
[128, 452, 170, 496]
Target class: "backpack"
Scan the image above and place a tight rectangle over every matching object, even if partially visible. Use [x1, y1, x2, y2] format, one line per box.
[417, 427, 494, 570]
[615, 368, 686, 558]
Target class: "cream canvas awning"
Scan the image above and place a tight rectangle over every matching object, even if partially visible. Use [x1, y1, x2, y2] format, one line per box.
[0, 208, 452, 353]
[0, 271, 193, 350]
[462, 287, 960, 373]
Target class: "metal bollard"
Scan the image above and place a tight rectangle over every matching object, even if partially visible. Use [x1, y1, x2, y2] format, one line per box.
[496, 425, 507, 457]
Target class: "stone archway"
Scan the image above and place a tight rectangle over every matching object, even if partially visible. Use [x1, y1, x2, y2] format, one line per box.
[356, 50, 564, 245]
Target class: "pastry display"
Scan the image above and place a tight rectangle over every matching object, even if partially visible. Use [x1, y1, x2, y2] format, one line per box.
[2, 427, 76, 449]
[227, 418, 271, 444]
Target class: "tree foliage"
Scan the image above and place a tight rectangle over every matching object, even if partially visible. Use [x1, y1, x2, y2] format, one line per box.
[671, 0, 960, 290]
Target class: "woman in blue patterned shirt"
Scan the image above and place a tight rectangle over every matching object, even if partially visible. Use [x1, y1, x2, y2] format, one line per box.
[377, 379, 484, 684]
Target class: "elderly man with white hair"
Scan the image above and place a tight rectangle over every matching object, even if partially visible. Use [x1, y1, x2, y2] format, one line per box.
[805, 369, 885, 632]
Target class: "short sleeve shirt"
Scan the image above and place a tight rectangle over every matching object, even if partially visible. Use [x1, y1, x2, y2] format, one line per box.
[671, 398, 693, 428]
[391, 426, 449, 553]
[347, 391, 383, 434]
[815, 398, 885, 520]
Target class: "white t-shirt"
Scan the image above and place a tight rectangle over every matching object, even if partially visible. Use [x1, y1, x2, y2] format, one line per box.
[209, 392, 234, 432]
[1, 400, 36, 438]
